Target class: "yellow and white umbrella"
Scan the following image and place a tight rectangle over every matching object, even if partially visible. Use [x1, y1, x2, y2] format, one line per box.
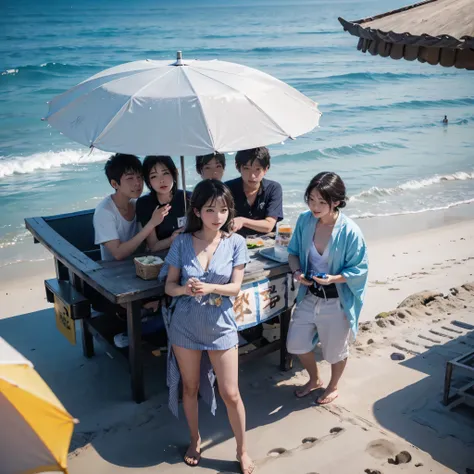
[0, 337, 77, 474]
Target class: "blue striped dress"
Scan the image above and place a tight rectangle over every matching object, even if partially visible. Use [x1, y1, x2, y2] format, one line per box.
[163, 231, 249, 417]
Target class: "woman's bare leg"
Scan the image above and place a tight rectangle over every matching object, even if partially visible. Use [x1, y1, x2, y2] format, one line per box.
[172, 345, 202, 465]
[208, 347, 254, 474]
[294, 351, 323, 397]
[317, 358, 347, 404]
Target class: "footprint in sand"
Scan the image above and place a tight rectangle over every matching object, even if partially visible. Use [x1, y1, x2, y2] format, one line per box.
[329, 427, 344, 434]
[388, 451, 412, 465]
[366, 439, 397, 459]
[267, 447, 289, 458]
[365, 470, 382, 474]
[301, 437, 318, 446]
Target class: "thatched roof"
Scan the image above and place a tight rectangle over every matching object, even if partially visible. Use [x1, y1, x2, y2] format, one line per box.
[339, 0, 474, 70]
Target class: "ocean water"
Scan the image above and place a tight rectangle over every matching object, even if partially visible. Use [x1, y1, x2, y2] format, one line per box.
[0, 0, 473, 267]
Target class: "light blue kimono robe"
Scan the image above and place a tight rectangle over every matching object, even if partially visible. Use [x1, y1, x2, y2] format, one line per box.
[288, 210, 368, 340]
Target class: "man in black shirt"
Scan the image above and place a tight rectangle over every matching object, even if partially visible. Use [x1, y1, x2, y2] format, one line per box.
[225, 147, 283, 237]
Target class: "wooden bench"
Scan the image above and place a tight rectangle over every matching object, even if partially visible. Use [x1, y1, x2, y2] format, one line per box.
[444, 349, 474, 407]
[45, 278, 90, 320]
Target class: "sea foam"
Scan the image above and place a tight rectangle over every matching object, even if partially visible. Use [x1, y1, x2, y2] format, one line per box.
[349, 198, 474, 219]
[0, 149, 109, 178]
[350, 172, 474, 201]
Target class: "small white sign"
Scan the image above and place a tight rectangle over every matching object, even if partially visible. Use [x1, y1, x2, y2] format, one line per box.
[177, 216, 187, 228]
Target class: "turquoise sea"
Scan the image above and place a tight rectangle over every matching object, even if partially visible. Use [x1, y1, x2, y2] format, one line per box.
[0, 0, 473, 267]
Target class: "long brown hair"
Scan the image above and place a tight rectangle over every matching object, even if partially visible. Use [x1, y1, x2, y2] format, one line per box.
[185, 179, 235, 234]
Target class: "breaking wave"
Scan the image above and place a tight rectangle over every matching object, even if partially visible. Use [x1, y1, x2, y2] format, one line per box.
[350, 172, 474, 201]
[0, 149, 109, 178]
[349, 198, 474, 219]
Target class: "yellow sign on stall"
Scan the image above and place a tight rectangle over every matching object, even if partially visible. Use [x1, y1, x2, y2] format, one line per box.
[54, 296, 76, 345]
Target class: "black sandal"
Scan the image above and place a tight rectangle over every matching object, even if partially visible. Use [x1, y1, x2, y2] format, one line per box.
[184, 448, 201, 467]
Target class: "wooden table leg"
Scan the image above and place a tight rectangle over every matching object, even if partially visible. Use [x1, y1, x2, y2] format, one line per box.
[69, 271, 94, 358]
[127, 300, 145, 403]
[279, 309, 293, 371]
[443, 361, 453, 406]
[80, 320, 95, 358]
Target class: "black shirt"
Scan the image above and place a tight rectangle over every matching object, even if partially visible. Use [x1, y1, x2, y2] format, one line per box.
[225, 177, 284, 237]
[136, 190, 191, 241]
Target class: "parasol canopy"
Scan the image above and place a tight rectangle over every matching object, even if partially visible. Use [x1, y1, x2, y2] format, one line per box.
[339, 0, 474, 70]
[0, 337, 77, 474]
[44, 52, 321, 157]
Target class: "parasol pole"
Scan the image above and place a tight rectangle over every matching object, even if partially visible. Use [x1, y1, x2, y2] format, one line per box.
[180, 155, 187, 212]
[175, 51, 187, 213]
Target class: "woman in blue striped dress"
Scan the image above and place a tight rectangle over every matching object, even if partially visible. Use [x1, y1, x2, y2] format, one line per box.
[164, 179, 255, 474]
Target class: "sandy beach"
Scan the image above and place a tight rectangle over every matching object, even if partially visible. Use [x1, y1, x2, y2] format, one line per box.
[1, 206, 474, 474]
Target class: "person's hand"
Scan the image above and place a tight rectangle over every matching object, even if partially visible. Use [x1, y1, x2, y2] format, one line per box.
[313, 274, 334, 286]
[294, 271, 313, 287]
[170, 227, 184, 242]
[183, 278, 198, 296]
[150, 204, 171, 227]
[232, 217, 246, 232]
[191, 280, 214, 296]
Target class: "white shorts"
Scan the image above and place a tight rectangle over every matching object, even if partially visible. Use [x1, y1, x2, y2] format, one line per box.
[287, 293, 350, 364]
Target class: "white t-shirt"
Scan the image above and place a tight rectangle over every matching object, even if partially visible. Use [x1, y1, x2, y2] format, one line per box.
[93, 195, 138, 261]
[308, 242, 329, 274]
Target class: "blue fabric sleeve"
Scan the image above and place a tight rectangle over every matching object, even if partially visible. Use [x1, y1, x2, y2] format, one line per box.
[266, 182, 284, 221]
[232, 234, 250, 266]
[340, 229, 369, 303]
[165, 234, 182, 268]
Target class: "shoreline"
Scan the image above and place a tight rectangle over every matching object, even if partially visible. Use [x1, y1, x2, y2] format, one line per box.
[1, 203, 474, 320]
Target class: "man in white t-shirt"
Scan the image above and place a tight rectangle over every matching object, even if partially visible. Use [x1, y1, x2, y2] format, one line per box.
[94, 154, 169, 261]
[94, 153, 170, 349]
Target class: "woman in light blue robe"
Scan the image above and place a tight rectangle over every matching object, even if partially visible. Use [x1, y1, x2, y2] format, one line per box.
[287, 172, 368, 404]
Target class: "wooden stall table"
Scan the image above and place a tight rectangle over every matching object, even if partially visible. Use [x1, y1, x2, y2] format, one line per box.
[25, 210, 294, 403]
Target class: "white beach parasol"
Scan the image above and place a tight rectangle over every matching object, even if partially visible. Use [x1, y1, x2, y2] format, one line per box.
[44, 52, 321, 202]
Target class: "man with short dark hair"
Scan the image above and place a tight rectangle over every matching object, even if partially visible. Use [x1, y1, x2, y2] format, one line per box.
[225, 147, 283, 237]
[94, 154, 167, 349]
[94, 153, 164, 261]
[195, 153, 226, 180]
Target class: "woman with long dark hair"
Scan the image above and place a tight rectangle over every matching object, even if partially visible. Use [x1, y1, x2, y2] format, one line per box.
[287, 172, 368, 405]
[136, 155, 190, 252]
[164, 179, 254, 474]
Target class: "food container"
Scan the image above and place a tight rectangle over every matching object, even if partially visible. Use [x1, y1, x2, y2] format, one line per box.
[274, 223, 293, 260]
[134, 255, 164, 280]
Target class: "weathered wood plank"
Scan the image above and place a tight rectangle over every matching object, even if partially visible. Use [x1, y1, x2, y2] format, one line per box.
[25, 216, 117, 302]
[26, 214, 290, 304]
[44, 209, 97, 253]
[25, 217, 101, 273]
[93, 251, 289, 304]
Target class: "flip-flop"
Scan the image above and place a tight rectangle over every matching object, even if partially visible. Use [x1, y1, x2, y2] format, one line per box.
[316, 391, 339, 405]
[184, 449, 201, 467]
[294, 383, 323, 399]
